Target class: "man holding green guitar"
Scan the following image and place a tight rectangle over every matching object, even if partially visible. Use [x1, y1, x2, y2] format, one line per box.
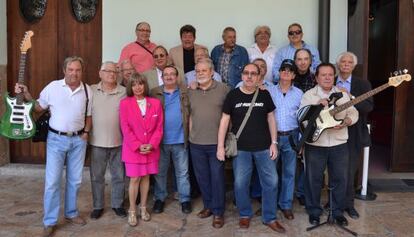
[15, 56, 92, 237]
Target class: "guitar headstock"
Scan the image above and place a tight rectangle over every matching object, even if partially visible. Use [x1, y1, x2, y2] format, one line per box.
[20, 31, 34, 54]
[388, 69, 411, 87]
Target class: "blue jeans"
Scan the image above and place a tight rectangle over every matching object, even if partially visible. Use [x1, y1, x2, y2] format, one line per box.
[295, 166, 305, 198]
[304, 143, 349, 217]
[233, 149, 278, 224]
[190, 143, 225, 216]
[43, 132, 87, 226]
[277, 131, 298, 209]
[153, 144, 190, 203]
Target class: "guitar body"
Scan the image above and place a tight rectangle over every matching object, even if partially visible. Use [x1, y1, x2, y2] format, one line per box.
[298, 104, 343, 143]
[0, 92, 36, 139]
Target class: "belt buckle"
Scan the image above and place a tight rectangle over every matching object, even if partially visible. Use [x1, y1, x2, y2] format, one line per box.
[66, 131, 74, 137]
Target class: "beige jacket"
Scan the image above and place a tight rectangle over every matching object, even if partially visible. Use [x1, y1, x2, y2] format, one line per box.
[142, 66, 185, 90]
[168, 44, 205, 69]
[300, 85, 359, 147]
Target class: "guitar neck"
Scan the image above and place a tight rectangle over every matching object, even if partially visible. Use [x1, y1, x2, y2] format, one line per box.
[16, 53, 27, 104]
[329, 82, 390, 115]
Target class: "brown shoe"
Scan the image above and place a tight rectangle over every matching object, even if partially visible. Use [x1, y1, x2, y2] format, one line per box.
[239, 217, 250, 228]
[65, 216, 86, 226]
[43, 226, 55, 237]
[212, 215, 224, 228]
[282, 209, 294, 220]
[264, 220, 286, 233]
[197, 208, 212, 218]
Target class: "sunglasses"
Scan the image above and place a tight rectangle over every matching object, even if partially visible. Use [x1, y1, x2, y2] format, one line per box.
[137, 29, 151, 33]
[153, 54, 166, 59]
[288, 30, 302, 36]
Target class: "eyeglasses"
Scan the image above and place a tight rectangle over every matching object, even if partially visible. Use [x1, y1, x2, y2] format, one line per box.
[153, 54, 166, 59]
[242, 71, 259, 77]
[288, 30, 302, 36]
[101, 69, 117, 74]
[137, 29, 151, 33]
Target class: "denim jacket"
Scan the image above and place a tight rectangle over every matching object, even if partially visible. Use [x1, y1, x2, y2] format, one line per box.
[211, 44, 249, 89]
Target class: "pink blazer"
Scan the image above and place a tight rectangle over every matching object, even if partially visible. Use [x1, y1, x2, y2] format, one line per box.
[119, 96, 163, 164]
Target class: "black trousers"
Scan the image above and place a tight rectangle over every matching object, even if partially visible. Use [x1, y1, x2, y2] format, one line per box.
[304, 143, 349, 217]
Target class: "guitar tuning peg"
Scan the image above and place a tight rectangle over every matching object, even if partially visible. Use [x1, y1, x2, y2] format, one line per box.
[399, 70, 403, 75]
[403, 69, 409, 74]
[393, 71, 399, 76]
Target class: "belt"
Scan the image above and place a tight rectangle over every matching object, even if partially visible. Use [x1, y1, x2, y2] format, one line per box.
[49, 127, 84, 137]
[277, 130, 295, 136]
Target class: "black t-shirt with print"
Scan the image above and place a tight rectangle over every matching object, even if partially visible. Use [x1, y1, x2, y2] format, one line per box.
[222, 88, 276, 151]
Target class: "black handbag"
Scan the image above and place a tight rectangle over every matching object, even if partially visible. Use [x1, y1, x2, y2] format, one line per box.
[32, 111, 50, 142]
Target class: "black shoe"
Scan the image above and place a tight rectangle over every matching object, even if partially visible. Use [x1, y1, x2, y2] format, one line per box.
[297, 196, 305, 206]
[90, 209, 104, 219]
[152, 200, 164, 213]
[309, 215, 320, 225]
[345, 207, 360, 219]
[181, 201, 192, 214]
[334, 215, 348, 226]
[112, 207, 127, 218]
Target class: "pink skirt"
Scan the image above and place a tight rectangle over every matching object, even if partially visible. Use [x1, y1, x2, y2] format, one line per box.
[125, 161, 159, 177]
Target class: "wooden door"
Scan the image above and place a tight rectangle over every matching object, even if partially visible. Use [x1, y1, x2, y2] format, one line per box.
[7, 1, 101, 163]
[391, 0, 414, 171]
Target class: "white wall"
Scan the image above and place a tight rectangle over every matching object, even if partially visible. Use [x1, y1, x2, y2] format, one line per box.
[0, 0, 7, 65]
[330, 1, 348, 63]
[103, 0, 347, 64]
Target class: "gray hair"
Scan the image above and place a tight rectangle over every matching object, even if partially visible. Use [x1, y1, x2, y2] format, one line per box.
[195, 46, 209, 55]
[135, 21, 150, 32]
[336, 51, 358, 67]
[254, 25, 271, 38]
[100, 61, 117, 70]
[196, 58, 214, 71]
[62, 56, 84, 71]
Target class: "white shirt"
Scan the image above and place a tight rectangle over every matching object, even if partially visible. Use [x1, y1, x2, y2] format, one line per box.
[156, 67, 164, 86]
[247, 43, 277, 83]
[38, 79, 93, 132]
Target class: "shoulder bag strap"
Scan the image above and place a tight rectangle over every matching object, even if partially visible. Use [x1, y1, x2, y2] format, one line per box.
[235, 88, 259, 139]
[82, 82, 89, 125]
[135, 41, 153, 56]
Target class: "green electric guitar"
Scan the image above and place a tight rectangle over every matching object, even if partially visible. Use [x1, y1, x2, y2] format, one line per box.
[0, 31, 36, 139]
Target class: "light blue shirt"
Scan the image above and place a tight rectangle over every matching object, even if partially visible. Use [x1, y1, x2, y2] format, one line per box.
[272, 41, 321, 82]
[268, 84, 303, 131]
[185, 70, 222, 84]
[336, 75, 352, 93]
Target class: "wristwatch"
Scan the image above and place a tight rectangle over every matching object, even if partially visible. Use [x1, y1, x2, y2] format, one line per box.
[272, 140, 278, 145]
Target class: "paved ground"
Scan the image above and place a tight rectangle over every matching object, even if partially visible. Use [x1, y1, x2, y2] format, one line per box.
[1, 164, 414, 237]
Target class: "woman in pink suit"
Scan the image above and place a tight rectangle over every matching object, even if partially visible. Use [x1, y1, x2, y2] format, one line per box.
[119, 72, 163, 226]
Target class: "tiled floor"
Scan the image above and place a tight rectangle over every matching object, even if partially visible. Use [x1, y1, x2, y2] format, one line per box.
[1, 165, 414, 237]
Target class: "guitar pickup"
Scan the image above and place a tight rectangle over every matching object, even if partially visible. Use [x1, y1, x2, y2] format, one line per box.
[13, 112, 24, 116]
[12, 118, 24, 122]
[13, 105, 25, 110]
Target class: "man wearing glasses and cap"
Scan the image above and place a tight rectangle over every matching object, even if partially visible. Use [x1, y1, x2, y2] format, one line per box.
[272, 23, 321, 83]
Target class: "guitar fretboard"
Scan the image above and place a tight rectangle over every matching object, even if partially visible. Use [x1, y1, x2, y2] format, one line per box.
[329, 83, 389, 116]
[16, 53, 27, 105]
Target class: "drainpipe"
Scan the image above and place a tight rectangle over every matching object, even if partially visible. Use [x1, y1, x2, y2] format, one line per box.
[318, 0, 330, 62]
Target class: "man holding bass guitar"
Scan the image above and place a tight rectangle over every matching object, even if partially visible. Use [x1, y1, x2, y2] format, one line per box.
[300, 62, 358, 227]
